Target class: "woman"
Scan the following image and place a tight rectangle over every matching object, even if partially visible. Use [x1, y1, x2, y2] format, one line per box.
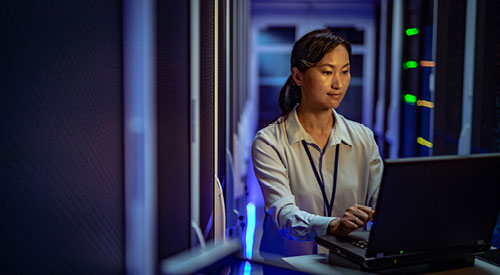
[251, 29, 383, 256]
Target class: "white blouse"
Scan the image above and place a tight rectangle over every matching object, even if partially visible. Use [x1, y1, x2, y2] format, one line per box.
[251, 105, 383, 256]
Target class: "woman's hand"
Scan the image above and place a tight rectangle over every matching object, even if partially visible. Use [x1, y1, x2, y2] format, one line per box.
[328, 204, 375, 236]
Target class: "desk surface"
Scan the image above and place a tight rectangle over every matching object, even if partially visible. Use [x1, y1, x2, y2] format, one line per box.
[282, 254, 500, 275]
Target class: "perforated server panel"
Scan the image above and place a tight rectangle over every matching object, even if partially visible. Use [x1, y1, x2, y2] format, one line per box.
[156, 0, 192, 259]
[200, 0, 216, 240]
[0, 1, 124, 273]
[472, 0, 500, 154]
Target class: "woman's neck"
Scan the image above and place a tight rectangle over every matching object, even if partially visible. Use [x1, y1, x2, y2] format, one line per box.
[296, 104, 334, 136]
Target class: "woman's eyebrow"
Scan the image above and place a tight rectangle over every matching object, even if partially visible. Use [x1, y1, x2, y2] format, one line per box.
[319, 63, 350, 69]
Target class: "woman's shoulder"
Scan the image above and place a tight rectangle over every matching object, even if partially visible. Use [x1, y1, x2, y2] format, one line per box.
[253, 117, 288, 146]
[254, 119, 285, 142]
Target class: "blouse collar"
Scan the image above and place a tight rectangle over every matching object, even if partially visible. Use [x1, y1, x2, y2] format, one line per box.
[285, 104, 353, 148]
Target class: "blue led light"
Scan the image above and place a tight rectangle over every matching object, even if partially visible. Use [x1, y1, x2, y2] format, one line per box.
[243, 261, 252, 275]
[245, 203, 256, 259]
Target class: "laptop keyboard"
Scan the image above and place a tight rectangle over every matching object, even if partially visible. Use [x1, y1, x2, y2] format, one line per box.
[352, 240, 368, 249]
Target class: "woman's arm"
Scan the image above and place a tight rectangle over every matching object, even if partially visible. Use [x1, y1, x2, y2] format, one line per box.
[252, 133, 334, 241]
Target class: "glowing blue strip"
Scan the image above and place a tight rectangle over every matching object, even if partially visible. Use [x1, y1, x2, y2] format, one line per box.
[124, 0, 156, 274]
[245, 203, 256, 259]
[243, 261, 252, 275]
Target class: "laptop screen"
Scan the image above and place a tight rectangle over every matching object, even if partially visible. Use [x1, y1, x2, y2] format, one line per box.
[366, 153, 500, 258]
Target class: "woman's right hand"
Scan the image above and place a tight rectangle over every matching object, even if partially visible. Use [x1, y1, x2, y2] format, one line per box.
[328, 204, 375, 236]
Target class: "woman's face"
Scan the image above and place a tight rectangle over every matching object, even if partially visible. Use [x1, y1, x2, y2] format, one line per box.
[294, 45, 351, 110]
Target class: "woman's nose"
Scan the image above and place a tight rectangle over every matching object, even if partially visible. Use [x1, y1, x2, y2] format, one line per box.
[331, 74, 341, 89]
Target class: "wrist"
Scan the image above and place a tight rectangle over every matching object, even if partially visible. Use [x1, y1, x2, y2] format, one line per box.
[328, 218, 340, 235]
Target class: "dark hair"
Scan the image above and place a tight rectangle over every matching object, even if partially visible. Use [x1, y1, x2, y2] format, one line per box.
[273, 29, 351, 122]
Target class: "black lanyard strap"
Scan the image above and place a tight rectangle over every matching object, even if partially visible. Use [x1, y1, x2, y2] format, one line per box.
[302, 140, 340, 217]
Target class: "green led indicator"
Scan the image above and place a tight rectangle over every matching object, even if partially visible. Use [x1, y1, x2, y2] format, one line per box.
[400, 250, 404, 254]
[404, 94, 417, 104]
[405, 28, 419, 36]
[403, 61, 418, 69]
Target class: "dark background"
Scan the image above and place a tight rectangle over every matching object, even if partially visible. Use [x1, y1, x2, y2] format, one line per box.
[0, 1, 124, 273]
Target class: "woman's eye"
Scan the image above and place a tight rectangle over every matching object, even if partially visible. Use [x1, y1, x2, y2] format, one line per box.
[342, 70, 350, 75]
[323, 71, 332, 75]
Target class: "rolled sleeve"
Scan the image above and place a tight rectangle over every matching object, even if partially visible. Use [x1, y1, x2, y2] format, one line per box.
[278, 205, 335, 241]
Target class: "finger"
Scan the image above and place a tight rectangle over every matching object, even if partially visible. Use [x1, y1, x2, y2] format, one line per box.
[354, 217, 365, 227]
[345, 213, 365, 227]
[357, 206, 375, 221]
[348, 204, 372, 216]
[357, 205, 374, 214]
[341, 218, 359, 229]
[347, 209, 369, 223]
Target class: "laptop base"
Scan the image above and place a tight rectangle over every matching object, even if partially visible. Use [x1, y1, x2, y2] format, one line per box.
[476, 249, 500, 267]
[328, 250, 475, 274]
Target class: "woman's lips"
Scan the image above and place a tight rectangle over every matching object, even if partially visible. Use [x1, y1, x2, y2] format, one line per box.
[328, 93, 342, 99]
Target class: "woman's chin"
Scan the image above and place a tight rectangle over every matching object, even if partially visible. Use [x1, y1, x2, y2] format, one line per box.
[328, 101, 342, 109]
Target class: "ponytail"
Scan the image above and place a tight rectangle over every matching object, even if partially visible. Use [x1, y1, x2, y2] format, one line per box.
[277, 75, 301, 118]
[268, 75, 301, 125]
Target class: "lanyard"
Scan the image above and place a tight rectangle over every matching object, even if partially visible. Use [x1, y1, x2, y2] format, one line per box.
[302, 140, 340, 217]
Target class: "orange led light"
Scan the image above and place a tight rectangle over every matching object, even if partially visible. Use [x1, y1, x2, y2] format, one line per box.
[416, 100, 434, 108]
[419, 60, 435, 67]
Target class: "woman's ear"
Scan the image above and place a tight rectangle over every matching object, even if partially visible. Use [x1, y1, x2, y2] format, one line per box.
[291, 67, 303, 87]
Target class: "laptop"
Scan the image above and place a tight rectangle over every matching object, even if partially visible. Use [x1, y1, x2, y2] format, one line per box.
[316, 153, 500, 272]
